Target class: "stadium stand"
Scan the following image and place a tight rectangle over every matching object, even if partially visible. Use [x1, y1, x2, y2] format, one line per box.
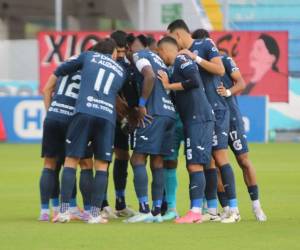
[199, 0, 224, 30]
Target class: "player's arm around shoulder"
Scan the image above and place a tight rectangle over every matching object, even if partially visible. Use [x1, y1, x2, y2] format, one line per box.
[54, 52, 86, 77]
[177, 54, 202, 90]
[179, 39, 225, 76]
[217, 56, 246, 97]
[228, 57, 246, 95]
[157, 55, 200, 91]
[199, 38, 225, 76]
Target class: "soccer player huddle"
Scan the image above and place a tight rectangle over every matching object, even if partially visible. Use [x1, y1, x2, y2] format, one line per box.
[39, 19, 267, 224]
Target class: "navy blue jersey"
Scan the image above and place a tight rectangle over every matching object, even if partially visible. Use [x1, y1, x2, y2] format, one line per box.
[54, 51, 126, 125]
[133, 49, 176, 119]
[47, 71, 81, 122]
[171, 54, 214, 124]
[117, 57, 139, 107]
[189, 38, 228, 111]
[221, 55, 244, 122]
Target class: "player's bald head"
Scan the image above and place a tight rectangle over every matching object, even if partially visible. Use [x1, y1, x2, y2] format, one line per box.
[158, 36, 178, 49]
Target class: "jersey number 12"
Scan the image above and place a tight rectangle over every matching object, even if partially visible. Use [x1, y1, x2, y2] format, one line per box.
[57, 74, 81, 99]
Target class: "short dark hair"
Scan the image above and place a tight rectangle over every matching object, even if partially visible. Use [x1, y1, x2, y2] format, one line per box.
[92, 38, 117, 54]
[167, 19, 190, 33]
[126, 33, 148, 48]
[259, 33, 280, 72]
[147, 35, 156, 47]
[110, 30, 127, 48]
[157, 36, 178, 49]
[192, 29, 210, 39]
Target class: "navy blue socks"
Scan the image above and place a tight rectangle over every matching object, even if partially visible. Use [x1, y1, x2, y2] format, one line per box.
[151, 168, 164, 216]
[60, 167, 76, 212]
[133, 165, 149, 213]
[113, 159, 128, 210]
[40, 168, 55, 210]
[220, 164, 238, 209]
[217, 191, 229, 208]
[91, 170, 108, 216]
[204, 168, 218, 214]
[80, 169, 93, 211]
[248, 185, 259, 201]
[189, 171, 206, 212]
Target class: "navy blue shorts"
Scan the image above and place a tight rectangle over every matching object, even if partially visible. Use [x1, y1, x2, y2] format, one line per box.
[41, 118, 68, 158]
[229, 118, 249, 155]
[212, 109, 230, 151]
[65, 113, 114, 162]
[184, 121, 214, 166]
[133, 116, 176, 156]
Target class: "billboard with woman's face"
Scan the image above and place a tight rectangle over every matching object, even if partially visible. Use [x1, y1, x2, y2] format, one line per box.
[210, 31, 288, 102]
[38, 31, 288, 102]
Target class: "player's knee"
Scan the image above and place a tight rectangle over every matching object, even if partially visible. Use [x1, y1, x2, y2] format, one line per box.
[44, 157, 57, 170]
[187, 164, 204, 173]
[150, 155, 163, 168]
[64, 157, 80, 168]
[130, 153, 146, 166]
[213, 149, 229, 167]
[237, 153, 251, 170]
[164, 160, 178, 169]
[208, 159, 217, 169]
[115, 148, 129, 161]
[94, 159, 109, 171]
[79, 158, 93, 170]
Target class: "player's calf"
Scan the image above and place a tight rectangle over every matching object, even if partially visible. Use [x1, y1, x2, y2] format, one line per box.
[176, 166, 205, 224]
[236, 153, 267, 221]
[38, 158, 57, 222]
[203, 166, 219, 221]
[89, 160, 110, 224]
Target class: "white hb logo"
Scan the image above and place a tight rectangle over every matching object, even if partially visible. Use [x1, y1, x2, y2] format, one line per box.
[14, 100, 46, 139]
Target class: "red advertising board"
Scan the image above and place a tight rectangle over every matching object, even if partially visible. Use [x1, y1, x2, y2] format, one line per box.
[38, 31, 164, 92]
[210, 31, 288, 102]
[38, 31, 288, 102]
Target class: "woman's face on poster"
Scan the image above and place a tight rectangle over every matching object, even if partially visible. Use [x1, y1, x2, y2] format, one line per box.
[249, 38, 276, 72]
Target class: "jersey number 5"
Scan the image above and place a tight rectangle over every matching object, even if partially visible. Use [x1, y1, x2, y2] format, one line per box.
[94, 68, 115, 95]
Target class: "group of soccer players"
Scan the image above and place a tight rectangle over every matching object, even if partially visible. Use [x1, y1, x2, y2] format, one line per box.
[38, 19, 267, 224]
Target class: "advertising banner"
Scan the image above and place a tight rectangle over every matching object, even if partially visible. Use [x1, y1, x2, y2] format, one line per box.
[0, 96, 267, 143]
[210, 31, 288, 102]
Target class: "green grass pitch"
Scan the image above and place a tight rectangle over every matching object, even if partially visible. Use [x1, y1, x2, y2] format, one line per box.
[0, 143, 299, 250]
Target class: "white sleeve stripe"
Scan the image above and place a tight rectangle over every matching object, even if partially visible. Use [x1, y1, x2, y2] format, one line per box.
[135, 58, 151, 72]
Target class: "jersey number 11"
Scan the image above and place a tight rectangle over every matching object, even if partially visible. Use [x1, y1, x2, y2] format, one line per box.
[94, 68, 115, 95]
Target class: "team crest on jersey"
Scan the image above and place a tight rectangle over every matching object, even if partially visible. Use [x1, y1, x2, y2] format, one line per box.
[212, 47, 218, 52]
[177, 54, 188, 61]
[180, 61, 192, 69]
[206, 38, 217, 46]
[228, 57, 239, 71]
